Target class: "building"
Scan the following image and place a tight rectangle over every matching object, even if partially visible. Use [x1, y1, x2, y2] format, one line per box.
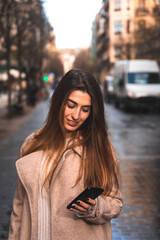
[93, 0, 160, 82]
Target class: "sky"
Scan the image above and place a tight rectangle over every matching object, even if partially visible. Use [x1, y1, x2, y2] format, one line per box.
[43, 0, 102, 49]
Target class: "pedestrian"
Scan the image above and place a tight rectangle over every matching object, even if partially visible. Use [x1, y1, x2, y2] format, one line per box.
[8, 68, 123, 240]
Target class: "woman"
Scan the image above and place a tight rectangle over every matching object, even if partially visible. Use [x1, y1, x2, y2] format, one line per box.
[9, 68, 123, 240]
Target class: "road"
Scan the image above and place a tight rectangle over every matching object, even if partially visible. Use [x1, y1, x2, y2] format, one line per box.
[106, 105, 160, 240]
[0, 98, 160, 240]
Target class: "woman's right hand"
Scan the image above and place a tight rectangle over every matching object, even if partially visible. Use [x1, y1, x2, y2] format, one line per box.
[70, 198, 96, 215]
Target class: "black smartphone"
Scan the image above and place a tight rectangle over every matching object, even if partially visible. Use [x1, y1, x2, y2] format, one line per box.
[67, 187, 104, 209]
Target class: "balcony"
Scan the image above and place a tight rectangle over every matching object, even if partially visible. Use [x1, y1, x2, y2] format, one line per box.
[135, 7, 149, 16]
[100, 8, 106, 18]
[96, 45, 105, 58]
[105, 16, 109, 25]
[153, 7, 160, 16]
[97, 32, 106, 43]
[103, 0, 109, 11]
[104, 37, 109, 45]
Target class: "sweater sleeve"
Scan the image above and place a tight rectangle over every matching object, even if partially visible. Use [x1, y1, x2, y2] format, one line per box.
[8, 178, 25, 239]
[80, 188, 123, 225]
[79, 144, 123, 224]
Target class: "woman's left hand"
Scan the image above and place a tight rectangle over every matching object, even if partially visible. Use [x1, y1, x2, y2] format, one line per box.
[70, 198, 96, 214]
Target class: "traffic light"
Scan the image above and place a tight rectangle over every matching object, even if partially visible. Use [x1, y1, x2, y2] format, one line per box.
[43, 75, 48, 82]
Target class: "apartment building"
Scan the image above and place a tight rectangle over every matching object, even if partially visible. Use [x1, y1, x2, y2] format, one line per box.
[94, 0, 160, 82]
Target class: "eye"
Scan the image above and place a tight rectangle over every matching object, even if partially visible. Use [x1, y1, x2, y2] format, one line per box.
[82, 107, 90, 113]
[67, 102, 75, 109]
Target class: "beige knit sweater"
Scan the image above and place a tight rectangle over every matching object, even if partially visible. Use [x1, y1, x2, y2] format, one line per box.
[9, 134, 123, 240]
[38, 153, 52, 240]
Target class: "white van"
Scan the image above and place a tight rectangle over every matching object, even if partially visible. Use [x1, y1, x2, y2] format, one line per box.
[110, 59, 160, 109]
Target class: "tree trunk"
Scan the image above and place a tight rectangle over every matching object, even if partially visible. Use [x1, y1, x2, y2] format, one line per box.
[17, 12, 23, 104]
[6, 4, 12, 118]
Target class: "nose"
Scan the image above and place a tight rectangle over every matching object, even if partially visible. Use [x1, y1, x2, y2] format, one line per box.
[72, 108, 80, 120]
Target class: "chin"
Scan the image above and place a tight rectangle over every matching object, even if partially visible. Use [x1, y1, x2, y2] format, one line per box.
[64, 123, 81, 132]
[65, 126, 78, 132]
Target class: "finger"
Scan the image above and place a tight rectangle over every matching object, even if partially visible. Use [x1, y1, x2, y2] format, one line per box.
[72, 203, 88, 213]
[76, 201, 94, 212]
[77, 201, 92, 210]
[86, 198, 96, 206]
[70, 207, 87, 214]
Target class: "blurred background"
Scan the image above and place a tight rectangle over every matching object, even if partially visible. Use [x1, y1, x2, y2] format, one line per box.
[0, 0, 160, 116]
[0, 0, 160, 239]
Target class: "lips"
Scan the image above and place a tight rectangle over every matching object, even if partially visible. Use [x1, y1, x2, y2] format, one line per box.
[66, 119, 79, 127]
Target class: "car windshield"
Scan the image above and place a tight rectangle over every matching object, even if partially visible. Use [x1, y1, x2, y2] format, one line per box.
[127, 72, 160, 84]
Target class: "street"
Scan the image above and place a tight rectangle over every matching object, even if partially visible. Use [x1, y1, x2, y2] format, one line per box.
[106, 105, 160, 240]
[0, 98, 160, 240]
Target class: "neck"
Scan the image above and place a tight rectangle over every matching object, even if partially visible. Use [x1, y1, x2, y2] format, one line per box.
[65, 130, 73, 139]
[65, 129, 81, 140]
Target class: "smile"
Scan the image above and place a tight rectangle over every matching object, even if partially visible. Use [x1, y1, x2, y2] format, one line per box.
[66, 119, 79, 127]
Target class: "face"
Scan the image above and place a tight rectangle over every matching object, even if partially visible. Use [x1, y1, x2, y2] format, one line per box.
[64, 90, 91, 133]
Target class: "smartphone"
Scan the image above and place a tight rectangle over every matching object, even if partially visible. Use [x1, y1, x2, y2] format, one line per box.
[67, 187, 104, 209]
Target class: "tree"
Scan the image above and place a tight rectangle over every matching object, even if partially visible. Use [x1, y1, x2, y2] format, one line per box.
[47, 53, 64, 79]
[0, 0, 15, 117]
[0, 0, 54, 116]
[73, 49, 93, 73]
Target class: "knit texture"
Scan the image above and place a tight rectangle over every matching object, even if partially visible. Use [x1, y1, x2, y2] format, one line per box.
[38, 153, 52, 240]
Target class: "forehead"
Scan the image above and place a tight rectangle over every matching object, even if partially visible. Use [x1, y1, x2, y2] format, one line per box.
[68, 90, 91, 106]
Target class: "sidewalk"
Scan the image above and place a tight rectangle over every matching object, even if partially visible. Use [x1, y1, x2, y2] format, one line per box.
[0, 94, 7, 115]
[0, 87, 51, 143]
[0, 99, 48, 240]
[0, 94, 42, 144]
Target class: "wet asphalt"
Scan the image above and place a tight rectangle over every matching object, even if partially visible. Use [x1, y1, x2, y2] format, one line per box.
[106, 105, 160, 240]
[0, 98, 160, 240]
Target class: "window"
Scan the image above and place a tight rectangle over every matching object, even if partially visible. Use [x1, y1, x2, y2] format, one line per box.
[127, 0, 130, 10]
[139, 0, 145, 8]
[99, 18, 105, 34]
[115, 21, 122, 34]
[153, 1, 160, 15]
[115, 46, 122, 58]
[127, 20, 130, 33]
[115, 0, 121, 11]
[126, 44, 131, 59]
[155, 0, 160, 5]
[156, 19, 160, 29]
[127, 73, 160, 84]
[136, 0, 148, 14]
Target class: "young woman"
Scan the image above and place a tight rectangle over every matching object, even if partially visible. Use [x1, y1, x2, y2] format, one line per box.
[9, 68, 123, 240]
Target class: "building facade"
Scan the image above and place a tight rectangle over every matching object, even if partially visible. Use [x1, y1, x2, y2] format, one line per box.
[93, 0, 160, 82]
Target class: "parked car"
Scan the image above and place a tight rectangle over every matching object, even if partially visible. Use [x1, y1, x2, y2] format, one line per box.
[103, 75, 114, 103]
[110, 59, 160, 110]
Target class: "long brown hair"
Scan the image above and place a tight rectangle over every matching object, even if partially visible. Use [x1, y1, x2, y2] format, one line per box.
[22, 69, 120, 195]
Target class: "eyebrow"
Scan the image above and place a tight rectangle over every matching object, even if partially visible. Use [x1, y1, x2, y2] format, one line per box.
[67, 99, 91, 108]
